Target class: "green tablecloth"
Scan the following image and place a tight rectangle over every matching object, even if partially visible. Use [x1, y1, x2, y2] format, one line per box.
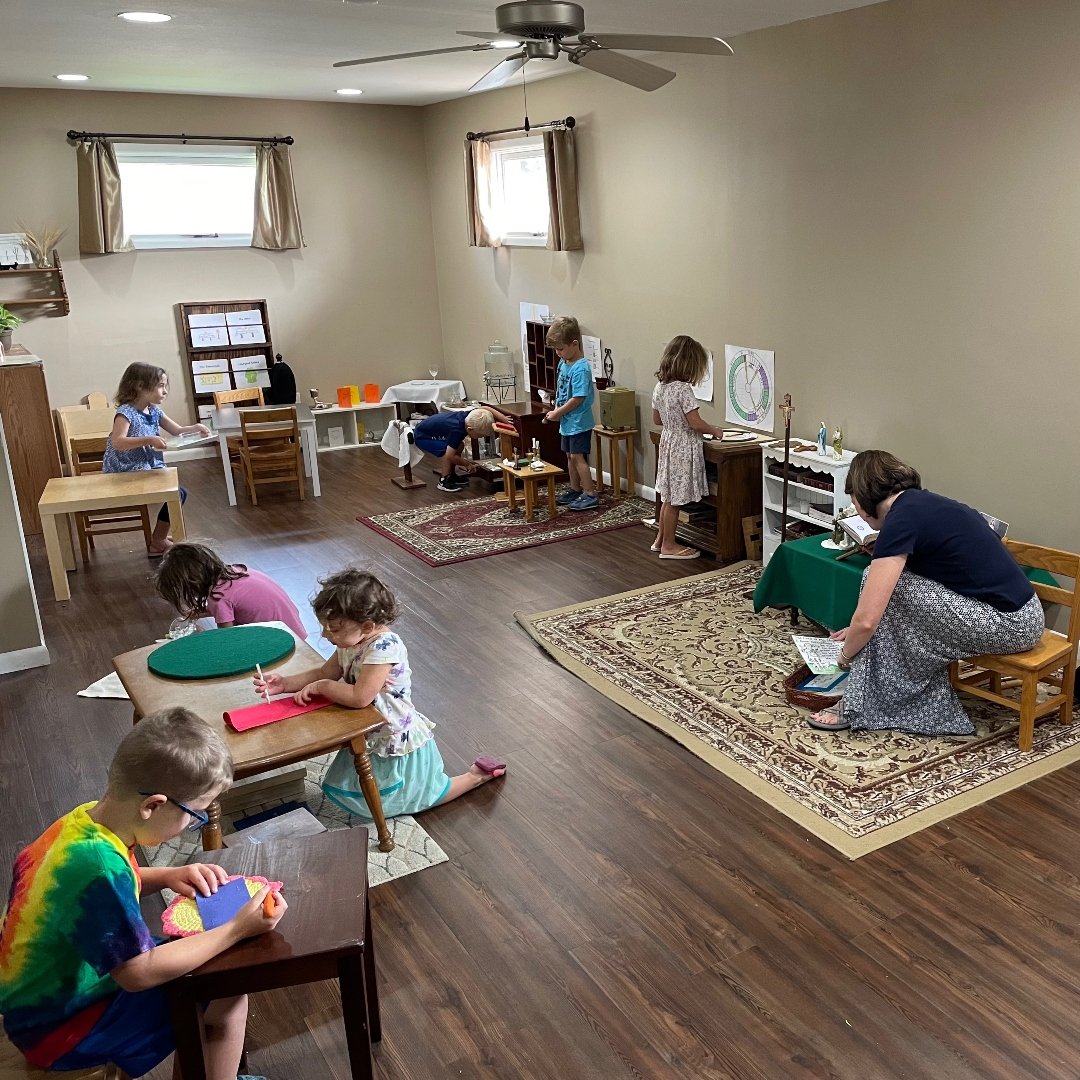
[754, 534, 1054, 631]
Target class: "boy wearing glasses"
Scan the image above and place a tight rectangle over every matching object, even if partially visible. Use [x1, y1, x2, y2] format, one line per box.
[0, 707, 287, 1079]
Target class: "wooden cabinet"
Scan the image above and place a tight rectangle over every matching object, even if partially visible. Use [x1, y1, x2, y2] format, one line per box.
[524, 320, 559, 404]
[502, 400, 567, 472]
[0, 356, 64, 534]
[649, 430, 764, 562]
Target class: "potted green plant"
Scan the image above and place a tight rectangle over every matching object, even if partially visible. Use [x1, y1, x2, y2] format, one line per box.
[0, 305, 22, 350]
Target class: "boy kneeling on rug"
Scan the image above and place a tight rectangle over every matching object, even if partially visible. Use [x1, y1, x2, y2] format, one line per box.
[413, 405, 514, 493]
[0, 707, 286, 1079]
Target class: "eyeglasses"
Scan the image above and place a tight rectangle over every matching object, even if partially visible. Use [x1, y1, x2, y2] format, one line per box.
[138, 791, 210, 832]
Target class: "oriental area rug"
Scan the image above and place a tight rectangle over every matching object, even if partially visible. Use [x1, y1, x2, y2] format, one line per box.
[516, 561, 1080, 858]
[359, 488, 654, 566]
[145, 754, 448, 888]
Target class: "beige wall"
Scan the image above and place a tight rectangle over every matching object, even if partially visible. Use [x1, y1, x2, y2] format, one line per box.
[0, 88, 443, 422]
[422, 0, 1080, 550]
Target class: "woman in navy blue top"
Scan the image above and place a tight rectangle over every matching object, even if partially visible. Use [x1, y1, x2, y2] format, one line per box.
[808, 450, 1043, 736]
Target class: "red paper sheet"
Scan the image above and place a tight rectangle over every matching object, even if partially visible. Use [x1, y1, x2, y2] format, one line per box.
[224, 695, 331, 731]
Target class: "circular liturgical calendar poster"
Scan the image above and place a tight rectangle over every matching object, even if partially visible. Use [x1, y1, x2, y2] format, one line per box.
[724, 345, 775, 432]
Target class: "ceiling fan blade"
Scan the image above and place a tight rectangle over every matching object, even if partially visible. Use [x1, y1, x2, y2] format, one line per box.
[468, 53, 527, 94]
[457, 30, 544, 45]
[334, 43, 493, 68]
[583, 34, 733, 56]
[571, 49, 675, 91]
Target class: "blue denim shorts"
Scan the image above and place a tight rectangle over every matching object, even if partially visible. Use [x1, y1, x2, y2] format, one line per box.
[561, 432, 592, 456]
[49, 987, 176, 1077]
[414, 435, 458, 458]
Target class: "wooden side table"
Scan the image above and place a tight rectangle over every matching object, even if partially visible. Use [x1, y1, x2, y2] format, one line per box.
[593, 427, 637, 499]
[499, 460, 563, 522]
[166, 829, 381, 1080]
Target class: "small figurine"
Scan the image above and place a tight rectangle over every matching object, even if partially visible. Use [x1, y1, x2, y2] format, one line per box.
[309, 387, 329, 410]
[832, 426, 844, 460]
[817, 421, 827, 457]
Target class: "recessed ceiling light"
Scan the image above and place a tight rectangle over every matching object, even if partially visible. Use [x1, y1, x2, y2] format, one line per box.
[336, 88, 364, 96]
[55, 73, 90, 82]
[117, 11, 173, 22]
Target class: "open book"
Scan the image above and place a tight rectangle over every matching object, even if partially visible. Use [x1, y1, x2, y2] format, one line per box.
[839, 514, 878, 548]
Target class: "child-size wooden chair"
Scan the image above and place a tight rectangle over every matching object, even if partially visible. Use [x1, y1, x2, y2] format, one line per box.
[68, 435, 153, 562]
[950, 539, 1080, 752]
[231, 406, 304, 506]
[214, 387, 266, 462]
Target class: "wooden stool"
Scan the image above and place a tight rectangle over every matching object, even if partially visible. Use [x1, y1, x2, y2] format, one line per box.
[499, 460, 564, 522]
[593, 426, 637, 499]
[0, 1028, 131, 1079]
[167, 828, 380, 1080]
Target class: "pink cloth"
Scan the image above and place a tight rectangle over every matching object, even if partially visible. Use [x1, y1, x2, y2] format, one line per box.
[206, 568, 307, 640]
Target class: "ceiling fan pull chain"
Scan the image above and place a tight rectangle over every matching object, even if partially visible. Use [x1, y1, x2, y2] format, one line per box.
[522, 62, 530, 133]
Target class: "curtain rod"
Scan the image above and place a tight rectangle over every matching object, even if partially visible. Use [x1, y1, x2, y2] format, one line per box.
[67, 130, 293, 145]
[467, 116, 575, 141]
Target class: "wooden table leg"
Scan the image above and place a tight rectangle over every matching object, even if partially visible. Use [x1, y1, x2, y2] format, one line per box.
[40, 511, 72, 601]
[167, 496, 187, 540]
[547, 477, 557, 519]
[338, 947, 375, 1080]
[363, 896, 382, 1044]
[523, 478, 536, 522]
[504, 471, 518, 513]
[168, 986, 209, 1080]
[612, 438, 622, 499]
[594, 430, 604, 494]
[201, 798, 224, 851]
[626, 436, 635, 496]
[351, 736, 394, 852]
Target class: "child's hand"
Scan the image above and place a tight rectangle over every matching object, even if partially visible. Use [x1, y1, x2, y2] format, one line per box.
[294, 680, 324, 705]
[232, 886, 288, 939]
[542, 411, 555, 424]
[193, 423, 211, 437]
[159, 862, 230, 898]
[254, 672, 287, 698]
[146, 436, 168, 450]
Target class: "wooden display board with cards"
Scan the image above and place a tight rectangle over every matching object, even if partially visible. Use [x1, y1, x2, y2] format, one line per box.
[175, 300, 275, 418]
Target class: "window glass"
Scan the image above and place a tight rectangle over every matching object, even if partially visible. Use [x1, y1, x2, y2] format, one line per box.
[115, 143, 256, 249]
[491, 137, 548, 246]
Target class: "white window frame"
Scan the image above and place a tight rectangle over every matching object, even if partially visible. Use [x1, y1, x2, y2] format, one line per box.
[114, 142, 257, 250]
[490, 136, 548, 248]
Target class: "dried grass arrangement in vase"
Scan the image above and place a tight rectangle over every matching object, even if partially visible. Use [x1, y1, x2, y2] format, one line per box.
[16, 223, 68, 269]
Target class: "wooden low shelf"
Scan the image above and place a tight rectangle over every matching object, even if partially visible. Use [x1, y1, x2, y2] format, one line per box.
[0, 251, 70, 316]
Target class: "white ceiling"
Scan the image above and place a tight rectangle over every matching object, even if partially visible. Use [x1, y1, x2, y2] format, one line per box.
[5, 0, 886, 107]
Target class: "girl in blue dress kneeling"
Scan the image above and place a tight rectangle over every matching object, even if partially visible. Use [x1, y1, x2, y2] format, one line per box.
[255, 569, 505, 819]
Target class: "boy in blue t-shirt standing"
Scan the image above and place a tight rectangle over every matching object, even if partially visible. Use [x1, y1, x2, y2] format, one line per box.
[541, 316, 598, 510]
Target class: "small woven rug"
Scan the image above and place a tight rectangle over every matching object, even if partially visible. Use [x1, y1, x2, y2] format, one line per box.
[359, 487, 654, 566]
[516, 561, 1080, 859]
[145, 754, 448, 887]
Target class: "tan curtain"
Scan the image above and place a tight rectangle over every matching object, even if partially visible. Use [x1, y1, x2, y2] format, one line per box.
[543, 128, 583, 252]
[76, 140, 132, 254]
[464, 137, 502, 248]
[252, 143, 306, 250]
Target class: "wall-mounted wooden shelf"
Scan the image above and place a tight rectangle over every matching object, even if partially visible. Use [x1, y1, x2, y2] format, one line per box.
[0, 251, 70, 316]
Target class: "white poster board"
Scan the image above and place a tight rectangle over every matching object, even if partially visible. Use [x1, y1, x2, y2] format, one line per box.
[693, 352, 714, 403]
[191, 326, 229, 349]
[724, 345, 775, 432]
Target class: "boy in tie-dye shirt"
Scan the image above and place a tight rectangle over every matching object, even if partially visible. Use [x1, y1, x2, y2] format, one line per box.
[0, 707, 286, 1078]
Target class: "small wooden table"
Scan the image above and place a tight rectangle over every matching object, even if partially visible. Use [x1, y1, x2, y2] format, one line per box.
[113, 629, 394, 852]
[166, 829, 381, 1080]
[37, 469, 186, 601]
[499, 459, 564, 522]
[593, 426, 637, 499]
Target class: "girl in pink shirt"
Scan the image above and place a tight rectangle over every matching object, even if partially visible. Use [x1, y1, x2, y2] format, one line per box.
[155, 542, 307, 639]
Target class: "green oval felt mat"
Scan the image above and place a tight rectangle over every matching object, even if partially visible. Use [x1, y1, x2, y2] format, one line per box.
[148, 626, 295, 680]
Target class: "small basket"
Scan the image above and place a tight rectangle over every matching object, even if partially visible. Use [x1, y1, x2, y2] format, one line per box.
[783, 664, 844, 710]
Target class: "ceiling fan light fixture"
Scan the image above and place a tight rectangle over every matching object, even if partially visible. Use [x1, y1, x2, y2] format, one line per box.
[492, 39, 521, 48]
[117, 11, 173, 23]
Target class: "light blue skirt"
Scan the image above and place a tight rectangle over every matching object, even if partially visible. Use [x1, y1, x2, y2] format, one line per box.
[322, 739, 451, 820]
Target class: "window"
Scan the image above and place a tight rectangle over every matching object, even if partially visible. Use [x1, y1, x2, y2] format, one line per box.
[115, 143, 256, 249]
[490, 137, 549, 246]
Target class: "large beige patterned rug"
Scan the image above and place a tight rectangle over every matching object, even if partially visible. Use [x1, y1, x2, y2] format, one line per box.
[516, 562, 1080, 858]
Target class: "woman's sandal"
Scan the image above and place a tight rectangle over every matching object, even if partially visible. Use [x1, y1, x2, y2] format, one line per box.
[806, 709, 851, 732]
[659, 547, 701, 560]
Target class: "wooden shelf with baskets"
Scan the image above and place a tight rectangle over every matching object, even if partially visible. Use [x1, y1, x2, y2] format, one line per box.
[176, 300, 275, 421]
[0, 251, 70, 316]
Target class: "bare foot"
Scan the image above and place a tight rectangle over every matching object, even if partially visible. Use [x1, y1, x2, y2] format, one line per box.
[806, 709, 850, 731]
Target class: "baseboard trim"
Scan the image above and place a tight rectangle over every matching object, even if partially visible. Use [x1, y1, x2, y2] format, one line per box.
[0, 644, 51, 674]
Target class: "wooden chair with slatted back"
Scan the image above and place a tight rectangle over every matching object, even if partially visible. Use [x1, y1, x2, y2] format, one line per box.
[231, 406, 304, 506]
[214, 387, 266, 460]
[0, 1022, 132, 1080]
[949, 539, 1080, 752]
[70, 435, 152, 562]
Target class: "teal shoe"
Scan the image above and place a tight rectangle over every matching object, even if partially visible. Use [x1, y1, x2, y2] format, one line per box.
[556, 488, 582, 506]
[568, 493, 600, 511]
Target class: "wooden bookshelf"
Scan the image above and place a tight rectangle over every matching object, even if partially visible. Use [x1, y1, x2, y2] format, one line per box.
[524, 320, 558, 405]
[175, 300, 275, 419]
[0, 251, 69, 316]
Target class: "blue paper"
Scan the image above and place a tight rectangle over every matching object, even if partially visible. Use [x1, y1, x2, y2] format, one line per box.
[194, 877, 251, 930]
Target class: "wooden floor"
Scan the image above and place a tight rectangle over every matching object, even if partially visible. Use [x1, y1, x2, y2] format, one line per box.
[6, 450, 1080, 1080]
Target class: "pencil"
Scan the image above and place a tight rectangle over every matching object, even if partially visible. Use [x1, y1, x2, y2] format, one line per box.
[255, 663, 270, 705]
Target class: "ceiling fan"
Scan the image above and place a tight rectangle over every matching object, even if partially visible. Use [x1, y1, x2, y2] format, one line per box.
[334, 1, 732, 94]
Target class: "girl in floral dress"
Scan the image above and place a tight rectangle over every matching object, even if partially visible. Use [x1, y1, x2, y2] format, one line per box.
[651, 336, 727, 559]
[255, 568, 505, 820]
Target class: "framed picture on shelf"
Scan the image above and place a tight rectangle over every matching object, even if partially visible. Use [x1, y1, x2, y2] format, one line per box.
[0, 233, 34, 267]
[235, 368, 270, 389]
[193, 371, 232, 393]
[191, 326, 230, 349]
[228, 324, 266, 346]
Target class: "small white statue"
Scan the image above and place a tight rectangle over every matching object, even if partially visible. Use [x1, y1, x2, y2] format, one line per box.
[817, 421, 827, 457]
[832, 426, 844, 460]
